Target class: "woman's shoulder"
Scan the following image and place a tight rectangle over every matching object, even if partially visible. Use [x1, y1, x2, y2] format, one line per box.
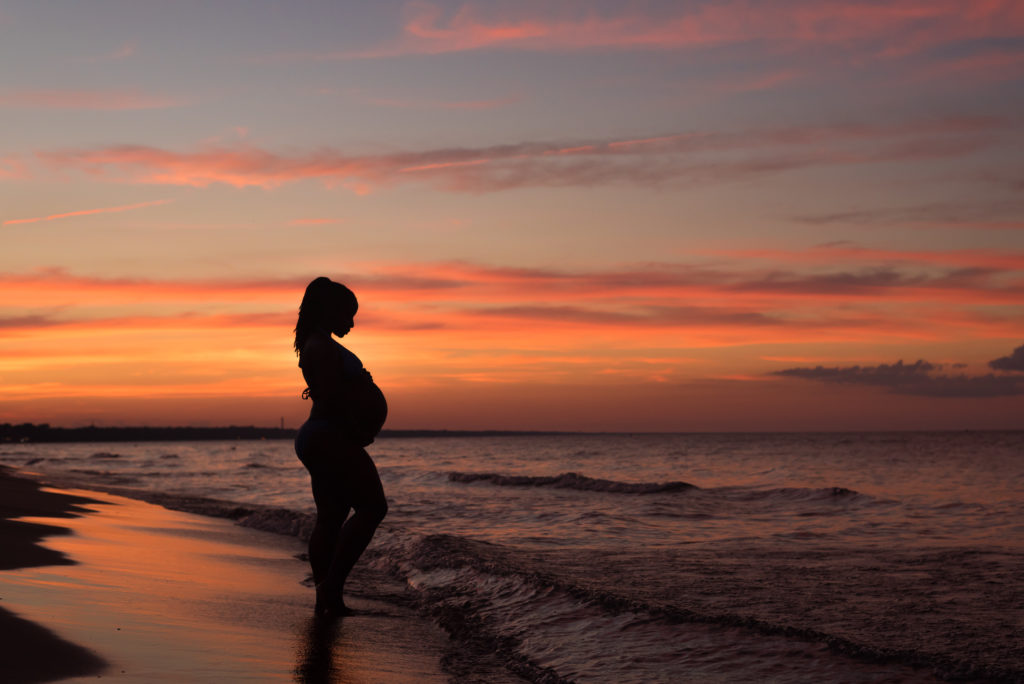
[300, 332, 337, 365]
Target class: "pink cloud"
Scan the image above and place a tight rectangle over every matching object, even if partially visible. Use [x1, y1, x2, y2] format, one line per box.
[3, 199, 172, 227]
[37, 115, 1002, 192]
[0, 89, 184, 110]
[339, 1, 1024, 59]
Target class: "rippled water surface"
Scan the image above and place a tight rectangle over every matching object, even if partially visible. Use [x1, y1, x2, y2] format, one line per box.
[3, 431, 1022, 682]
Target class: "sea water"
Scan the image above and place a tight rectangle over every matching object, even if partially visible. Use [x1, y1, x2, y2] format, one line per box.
[2, 432, 1022, 683]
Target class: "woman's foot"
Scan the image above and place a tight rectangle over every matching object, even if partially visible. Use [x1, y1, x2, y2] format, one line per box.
[314, 583, 352, 618]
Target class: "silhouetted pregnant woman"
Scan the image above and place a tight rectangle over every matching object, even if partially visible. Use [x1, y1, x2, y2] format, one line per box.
[293, 277, 388, 617]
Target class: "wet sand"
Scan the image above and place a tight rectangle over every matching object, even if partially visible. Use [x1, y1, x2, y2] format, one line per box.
[0, 467, 451, 683]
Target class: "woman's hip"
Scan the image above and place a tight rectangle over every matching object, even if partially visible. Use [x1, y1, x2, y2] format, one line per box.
[295, 419, 363, 471]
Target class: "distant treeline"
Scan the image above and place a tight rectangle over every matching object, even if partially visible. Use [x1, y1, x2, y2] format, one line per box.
[0, 423, 569, 443]
[0, 423, 296, 443]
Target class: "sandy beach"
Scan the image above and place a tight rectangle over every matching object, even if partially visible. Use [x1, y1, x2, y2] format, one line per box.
[0, 467, 453, 683]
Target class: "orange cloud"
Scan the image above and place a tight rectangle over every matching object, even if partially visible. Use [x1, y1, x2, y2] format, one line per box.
[2, 257, 1022, 427]
[0, 269, 304, 307]
[9, 255, 1018, 319]
[37, 115, 1002, 192]
[399, 158, 492, 173]
[3, 199, 172, 226]
[0, 89, 184, 110]
[0, 157, 29, 180]
[3, 256, 1021, 336]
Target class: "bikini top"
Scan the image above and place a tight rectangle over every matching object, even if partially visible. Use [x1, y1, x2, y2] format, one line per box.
[299, 330, 364, 402]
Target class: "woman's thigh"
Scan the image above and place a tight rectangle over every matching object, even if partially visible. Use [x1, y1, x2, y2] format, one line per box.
[298, 424, 350, 520]
[335, 446, 386, 515]
[310, 467, 351, 524]
[299, 426, 384, 515]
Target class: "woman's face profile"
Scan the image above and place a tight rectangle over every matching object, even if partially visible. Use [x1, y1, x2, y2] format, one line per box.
[331, 306, 356, 338]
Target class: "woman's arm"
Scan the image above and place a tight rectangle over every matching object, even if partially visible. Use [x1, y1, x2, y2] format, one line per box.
[302, 334, 343, 401]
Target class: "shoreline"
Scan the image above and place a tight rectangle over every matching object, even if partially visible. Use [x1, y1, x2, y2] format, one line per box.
[0, 468, 107, 682]
[5, 424, 1022, 445]
[0, 466, 453, 683]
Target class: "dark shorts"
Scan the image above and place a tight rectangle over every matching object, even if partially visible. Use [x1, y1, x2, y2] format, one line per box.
[295, 418, 343, 472]
[294, 418, 387, 518]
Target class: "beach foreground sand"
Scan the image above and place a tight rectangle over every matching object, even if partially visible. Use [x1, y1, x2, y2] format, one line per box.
[0, 468, 452, 683]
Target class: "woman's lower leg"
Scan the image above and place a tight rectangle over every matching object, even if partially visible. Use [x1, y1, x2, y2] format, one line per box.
[326, 503, 387, 593]
[308, 518, 336, 586]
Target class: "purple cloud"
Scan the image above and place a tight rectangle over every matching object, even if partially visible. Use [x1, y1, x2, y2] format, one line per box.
[773, 358, 1024, 398]
[989, 344, 1024, 372]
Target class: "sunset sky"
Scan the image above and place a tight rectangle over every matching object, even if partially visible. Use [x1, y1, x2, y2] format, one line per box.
[2, 0, 1023, 431]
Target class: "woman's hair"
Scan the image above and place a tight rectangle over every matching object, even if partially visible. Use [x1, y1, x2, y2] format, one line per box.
[294, 277, 358, 355]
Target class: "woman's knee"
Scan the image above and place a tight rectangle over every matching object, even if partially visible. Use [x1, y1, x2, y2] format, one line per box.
[361, 496, 387, 524]
[372, 496, 388, 523]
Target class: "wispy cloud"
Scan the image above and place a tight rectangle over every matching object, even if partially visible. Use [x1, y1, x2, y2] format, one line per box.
[287, 217, 343, 226]
[6, 257, 1020, 308]
[76, 40, 138, 63]
[2, 263, 1021, 409]
[916, 48, 1024, 84]
[3, 255, 1021, 342]
[794, 200, 1024, 231]
[0, 157, 29, 180]
[0, 89, 184, 110]
[346, 88, 520, 110]
[713, 69, 804, 94]
[707, 245, 1024, 271]
[3, 199, 172, 227]
[37, 115, 1001, 193]
[320, 1, 1024, 60]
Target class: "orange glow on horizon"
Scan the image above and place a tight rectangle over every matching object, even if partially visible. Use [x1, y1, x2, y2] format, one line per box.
[2, 254, 1021, 427]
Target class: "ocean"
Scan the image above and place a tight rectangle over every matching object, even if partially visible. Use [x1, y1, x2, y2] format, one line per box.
[2, 431, 1022, 683]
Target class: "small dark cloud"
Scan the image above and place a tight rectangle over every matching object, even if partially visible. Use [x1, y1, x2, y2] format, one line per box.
[773, 358, 1024, 398]
[774, 359, 936, 384]
[0, 314, 61, 329]
[989, 344, 1024, 372]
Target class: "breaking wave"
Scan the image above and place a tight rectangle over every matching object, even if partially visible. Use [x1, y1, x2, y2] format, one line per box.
[448, 471, 697, 494]
[366, 533, 1016, 683]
